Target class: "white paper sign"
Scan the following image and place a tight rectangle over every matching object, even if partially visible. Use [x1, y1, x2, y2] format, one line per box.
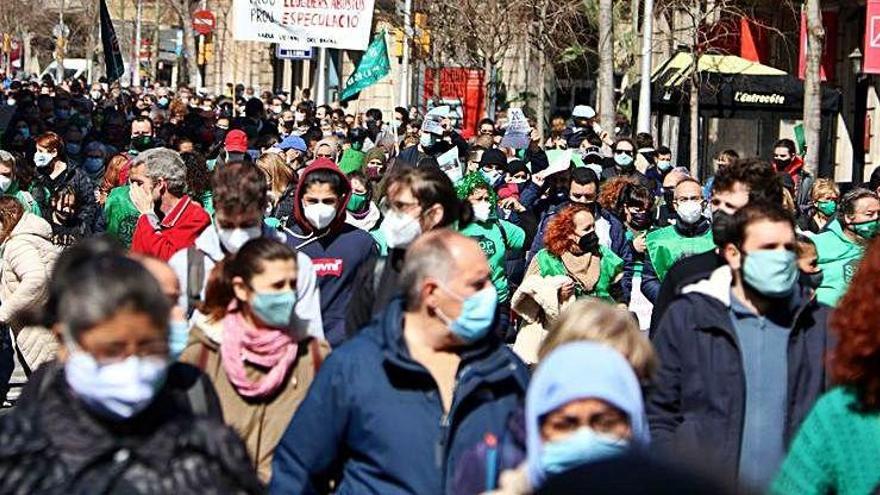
[540, 149, 574, 177]
[500, 108, 530, 149]
[232, 0, 376, 50]
[437, 147, 462, 183]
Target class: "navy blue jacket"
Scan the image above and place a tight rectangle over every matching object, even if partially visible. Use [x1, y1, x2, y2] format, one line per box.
[269, 298, 530, 495]
[646, 267, 833, 486]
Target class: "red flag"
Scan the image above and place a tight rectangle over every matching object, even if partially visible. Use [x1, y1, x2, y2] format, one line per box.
[865, 0, 880, 74]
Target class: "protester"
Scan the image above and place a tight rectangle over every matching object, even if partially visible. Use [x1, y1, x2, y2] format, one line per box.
[703, 149, 740, 198]
[345, 165, 468, 333]
[773, 238, 880, 494]
[345, 170, 382, 231]
[0, 197, 61, 403]
[613, 182, 654, 327]
[128, 147, 211, 260]
[797, 178, 839, 234]
[180, 238, 329, 482]
[524, 342, 648, 491]
[601, 138, 650, 187]
[772, 138, 813, 213]
[284, 158, 377, 346]
[0, 252, 263, 493]
[0, 149, 40, 214]
[641, 177, 714, 301]
[30, 131, 98, 246]
[648, 202, 832, 491]
[269, 229, 528, 493]
[813, 188, 880, 306]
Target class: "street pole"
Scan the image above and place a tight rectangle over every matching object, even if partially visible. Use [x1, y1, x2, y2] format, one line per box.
[636, 0, 654, 134]
[316, 47, 327, 105]
[399, 0, 412, 108]
[133, 0, 143, 87]
[56, 0, 65, 83]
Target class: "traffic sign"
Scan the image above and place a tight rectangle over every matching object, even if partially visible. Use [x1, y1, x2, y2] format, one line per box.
[275, 45, 313, 60]
[192, 10, 216, 35]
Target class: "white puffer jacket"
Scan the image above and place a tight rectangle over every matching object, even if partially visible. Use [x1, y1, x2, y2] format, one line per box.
[1, 212, 61, 372]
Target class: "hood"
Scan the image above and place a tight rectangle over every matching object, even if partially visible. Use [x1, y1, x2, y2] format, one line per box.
[9, 212, 53, 242]
[526, 341, 648, 488]
[291, 158, 352, 235]
[782, 155, 805, 179]
[681, 265, 735, 306]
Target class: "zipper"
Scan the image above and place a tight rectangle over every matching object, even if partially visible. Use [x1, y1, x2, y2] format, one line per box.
[437, 365, 470, 490]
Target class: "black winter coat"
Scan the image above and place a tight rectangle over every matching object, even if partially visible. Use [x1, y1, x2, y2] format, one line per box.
[0, 363, 263, 495]
[646, 266, 833, 486]
[30, 164, 98, 247]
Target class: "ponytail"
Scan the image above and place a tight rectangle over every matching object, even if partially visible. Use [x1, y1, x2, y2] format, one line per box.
[200, 255, 238, 321]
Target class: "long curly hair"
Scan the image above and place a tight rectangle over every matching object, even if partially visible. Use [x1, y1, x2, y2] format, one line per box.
[830, 237, 880, 410]
[544, 204, 592, 257]
[598, 176, 637, 212]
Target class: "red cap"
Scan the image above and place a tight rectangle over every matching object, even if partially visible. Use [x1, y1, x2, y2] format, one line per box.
[224, 129, 248, 153]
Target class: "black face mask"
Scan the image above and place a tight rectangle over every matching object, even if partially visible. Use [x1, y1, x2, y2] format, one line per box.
[630, 211, 652, 231]
[799, 270, 823, 290]
[711, 209, 736, 247]
[578, 231, 600, 255]
[130, 135, 154, 152]
[775, 158, 792, 170]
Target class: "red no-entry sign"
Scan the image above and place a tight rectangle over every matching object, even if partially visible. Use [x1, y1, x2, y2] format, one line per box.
[192, 10, 216, 36]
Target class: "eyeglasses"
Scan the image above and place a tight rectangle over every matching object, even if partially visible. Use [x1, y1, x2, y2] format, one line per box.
[615, 150, 634, 157]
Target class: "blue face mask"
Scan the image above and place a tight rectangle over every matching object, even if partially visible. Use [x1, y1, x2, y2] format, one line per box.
[64, 347, 169, 420]
[83, 157, 105, 174]
[742, 249, 798, 298]
[657, 160, 672, 172]
[66, 142, 82, 156]
[436, 283, 498, 343]
[613, 152, 634, 168]
[540, 427, 629, 476]
[168, 320, 191, 360]
[251, 290, 297, 329]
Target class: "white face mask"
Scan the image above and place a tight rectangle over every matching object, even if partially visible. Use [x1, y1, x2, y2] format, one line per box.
[217, 226, 262, 253]
[380, 209, 423, 249]
[303, 202, 337, 230]
[676, 200, 704, 225]
[472, 201, 492, 222]
[0, 175, 11, 193]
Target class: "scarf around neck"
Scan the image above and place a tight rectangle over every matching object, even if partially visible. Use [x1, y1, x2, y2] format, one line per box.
[220, 310, 299, 399]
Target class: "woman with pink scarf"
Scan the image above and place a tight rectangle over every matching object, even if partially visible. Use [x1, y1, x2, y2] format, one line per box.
[180, 237, 329, 482]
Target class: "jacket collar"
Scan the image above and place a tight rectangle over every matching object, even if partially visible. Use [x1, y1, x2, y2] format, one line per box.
[159, 195, 193, 229]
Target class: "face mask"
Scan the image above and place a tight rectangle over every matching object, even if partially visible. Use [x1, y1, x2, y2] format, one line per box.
[850, 219, 880, 240]
[614, 152, 634, 168]
[742, 249, 798, 298]
[419, 133, 435, 148]
[578, 231, 600, 254]
[55, 109, 70, 119]
[18, 127, 30, 138]
[774, 158, 792, 170]
[218, 226, 262, 253]
[481, 169, 502, 185]
[472, 201, 492, 222]
[168, 320, 190, 360]
[540, 427, 629, 476]
[294, 112, 306, 123]
[90, 90, 102, 101]
[66, 142, 81, 156]
[630, 211, 651, 231]
[33, 151, 54, 168]
[676, 200, 703, 225]
[158, 97, 169, 107]
[347, 192, 368, 212]
[0, 175, 11, 193]
[251, 290, 298, 329]
[711, 209, 736, 245]
[392, 118, 402, 128]
[380, 209, 423, 249]
[816, 200, 837, 216]
[657, 160, 672, 172]
[131, 135, 154, 152]
[83, 157, 104, 175]
[436, 283, 498, 343]
[65, 349, 169, 420]
[303, 202, 337, 230]
[800, 270, 824, 290]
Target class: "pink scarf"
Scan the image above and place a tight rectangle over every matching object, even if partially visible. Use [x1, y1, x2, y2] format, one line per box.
[220, 310, 299, 398]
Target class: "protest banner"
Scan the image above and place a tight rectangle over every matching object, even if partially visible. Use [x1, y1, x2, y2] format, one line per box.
[232, 0, 376, 51]
[437, 147, 463, 184]
[500, 108, 530, 149]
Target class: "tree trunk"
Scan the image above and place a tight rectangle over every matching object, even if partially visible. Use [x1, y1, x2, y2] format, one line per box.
[689, 73, 700, 178]
[179, 7, 201, 88]
[597, 0, 615, 132]
[485, 57, 496, 120]
[537, 46, 547, 137]
[803, 0, 824, 176]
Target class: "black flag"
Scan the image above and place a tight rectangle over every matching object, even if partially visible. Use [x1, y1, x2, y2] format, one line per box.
[100, 0, 125, 82]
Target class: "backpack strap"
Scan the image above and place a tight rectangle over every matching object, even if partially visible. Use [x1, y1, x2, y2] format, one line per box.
[186, 247, 206, 317]
[187, 376, 208, 416]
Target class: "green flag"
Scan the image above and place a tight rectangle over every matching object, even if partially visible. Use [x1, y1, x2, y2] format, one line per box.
[341, 32, 390, 101]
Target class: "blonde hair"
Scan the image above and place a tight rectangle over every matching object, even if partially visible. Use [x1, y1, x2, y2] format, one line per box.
[539, 299, 658, 381]
[256, 152, 293, 196]
[782, 187, 797, 215]
[810, 178, 840, 201]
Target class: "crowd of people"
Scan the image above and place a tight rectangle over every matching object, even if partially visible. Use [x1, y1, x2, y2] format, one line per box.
[0, 75, 880, 494]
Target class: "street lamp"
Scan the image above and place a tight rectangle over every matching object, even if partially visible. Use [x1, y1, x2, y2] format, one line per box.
[849, 48, 863, 76]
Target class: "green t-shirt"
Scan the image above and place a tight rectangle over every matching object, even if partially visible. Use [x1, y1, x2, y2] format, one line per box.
[646, 225, 715, 280]
[4, 181, 41, 216]
[459, 219, 525, 302]
[535, 245, 624, 302]
[813, 219, 865, 306]
[103, 185, 141, 248]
